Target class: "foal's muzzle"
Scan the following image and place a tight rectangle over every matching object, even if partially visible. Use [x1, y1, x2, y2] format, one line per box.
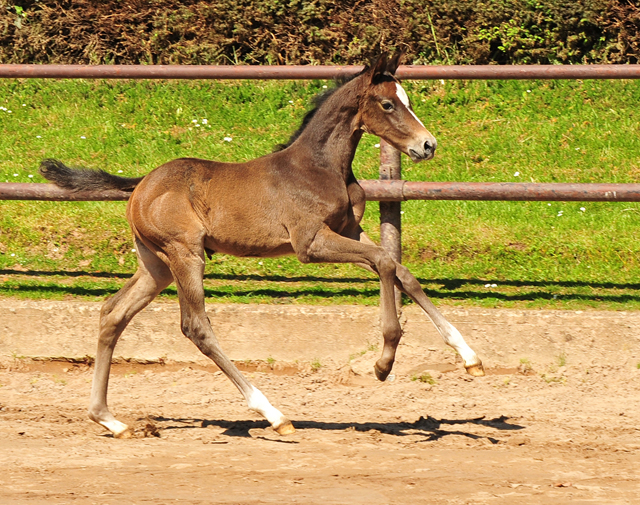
[408, 136, 437, 162]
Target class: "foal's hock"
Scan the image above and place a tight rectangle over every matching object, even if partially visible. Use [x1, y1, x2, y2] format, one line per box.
[40, 54, 484, 438]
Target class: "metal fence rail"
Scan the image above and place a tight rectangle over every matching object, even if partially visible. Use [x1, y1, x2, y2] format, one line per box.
[3, 181, 640, 203]
[1, 64, 640, 80]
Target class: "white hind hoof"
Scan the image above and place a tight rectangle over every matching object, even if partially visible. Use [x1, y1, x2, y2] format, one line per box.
[273, 420, 296, 436]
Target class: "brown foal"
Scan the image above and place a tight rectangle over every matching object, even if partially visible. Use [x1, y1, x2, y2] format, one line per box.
[40, 54, 484, 438]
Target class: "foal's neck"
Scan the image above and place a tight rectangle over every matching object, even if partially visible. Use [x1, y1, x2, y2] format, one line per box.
[292, 78, 365, 180]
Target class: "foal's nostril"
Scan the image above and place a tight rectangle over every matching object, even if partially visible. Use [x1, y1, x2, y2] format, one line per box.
[424, 140, 434, 152]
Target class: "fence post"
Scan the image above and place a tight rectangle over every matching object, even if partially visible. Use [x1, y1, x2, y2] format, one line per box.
[379, 139, 403, 311]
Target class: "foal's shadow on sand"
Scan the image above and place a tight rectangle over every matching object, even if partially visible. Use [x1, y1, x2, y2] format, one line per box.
[146, 415, 524, 444]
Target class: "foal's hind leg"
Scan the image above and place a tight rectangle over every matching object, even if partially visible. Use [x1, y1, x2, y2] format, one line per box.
[167, 245, 295, 435]
[357, 230, 484, 377]
[88, 239, 173, 437]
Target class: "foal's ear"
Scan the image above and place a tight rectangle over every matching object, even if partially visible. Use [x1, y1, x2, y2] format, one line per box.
[386, 51, 404, 75]
[369, 53, 389, 83]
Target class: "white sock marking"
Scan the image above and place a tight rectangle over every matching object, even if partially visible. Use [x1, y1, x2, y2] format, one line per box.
[395, 83, 425, 127]
[420, 308, 480, 367]
[247, 386, 287, 428]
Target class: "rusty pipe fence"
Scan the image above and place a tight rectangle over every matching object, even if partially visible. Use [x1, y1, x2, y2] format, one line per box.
[2, 63, 640, 282]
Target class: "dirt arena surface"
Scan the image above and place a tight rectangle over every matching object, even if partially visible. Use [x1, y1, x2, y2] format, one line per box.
[1, 332, 640, 505]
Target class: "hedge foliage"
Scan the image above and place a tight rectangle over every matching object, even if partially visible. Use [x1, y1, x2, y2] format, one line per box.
[0, 0, 639, 65]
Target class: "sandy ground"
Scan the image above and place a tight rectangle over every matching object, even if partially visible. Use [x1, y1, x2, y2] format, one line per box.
[1, 334, 640, 505]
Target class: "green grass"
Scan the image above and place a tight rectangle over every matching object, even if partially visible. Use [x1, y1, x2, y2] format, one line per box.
[1, 77, 640, 309]
[411, 373, 436, 385]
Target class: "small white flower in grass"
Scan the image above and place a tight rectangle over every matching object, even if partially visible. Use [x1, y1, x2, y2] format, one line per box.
[22, 104, 26, 107]
[192, 119, 198, 124]
[322, 85, 328, 89]
[288, 100, 294, 104]
[491, 283, 497, 288]
[400, 211, 405, 215]
[117, 170, 123, 173]
[131, 249, 136, 253]
[195, 124, 200, 127]
[526, 90, 531, 93]
[7, 110, 12, 113]
[258, 261, 263, 265]
[514, 171, 520, 177]
[575, 147, 580, 151]
[548, 203, 552, 206]
[557, 211, 563, 217]
[36, 135, 41, 138]
[13, 173, 18, 177]
[580, 207, 586, 212]
[28, 174, 33, 178]
[80, 136, 86, 139]
[223, 136, 233, 142]
[440, 79, 445, 85]
[484, 283, 491, 288]
[374, 143, 380, 148]
[11, 253, 15, 257]
[202, 119, 208, 124]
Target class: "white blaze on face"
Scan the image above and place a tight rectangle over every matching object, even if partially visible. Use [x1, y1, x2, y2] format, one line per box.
[395, 83, 425, 127]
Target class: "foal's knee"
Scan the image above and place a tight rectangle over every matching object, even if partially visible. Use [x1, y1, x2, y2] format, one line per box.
[376, 251, 397, 280]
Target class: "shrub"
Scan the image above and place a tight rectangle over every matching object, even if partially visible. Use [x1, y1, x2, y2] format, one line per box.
[0, 1, 637, 65]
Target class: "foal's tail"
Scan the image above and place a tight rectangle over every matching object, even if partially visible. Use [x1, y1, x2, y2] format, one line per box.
[39, 159, 144, 192]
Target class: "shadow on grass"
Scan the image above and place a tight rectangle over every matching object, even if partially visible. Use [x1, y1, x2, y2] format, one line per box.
[149, 414, 523, 444]
[2, 269, 640, 304]
[0, 268, 375, 284]
[2, 285, 640, 305]
[3, 268, 640, 290]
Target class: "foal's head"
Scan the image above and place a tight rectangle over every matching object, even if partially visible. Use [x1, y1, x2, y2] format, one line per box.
[359, 54, 437, 162]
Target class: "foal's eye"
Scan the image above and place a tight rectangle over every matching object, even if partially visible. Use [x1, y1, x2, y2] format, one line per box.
[381, 101, 394, 111]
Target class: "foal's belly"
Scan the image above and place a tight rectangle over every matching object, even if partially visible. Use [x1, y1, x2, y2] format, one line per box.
[203, 234, 295, 258]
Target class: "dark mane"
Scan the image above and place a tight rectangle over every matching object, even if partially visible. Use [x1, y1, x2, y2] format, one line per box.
[273, 68, 368, 152]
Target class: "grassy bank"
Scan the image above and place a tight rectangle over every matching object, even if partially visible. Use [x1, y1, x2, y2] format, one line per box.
[1, 77, 640, 310]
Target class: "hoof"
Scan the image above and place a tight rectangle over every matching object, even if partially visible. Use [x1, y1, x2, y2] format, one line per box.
[465, 363, 485, 377]
[113, 427, 133, 439]
[374, 363, 391, 382]
[274, 420, 296, 436]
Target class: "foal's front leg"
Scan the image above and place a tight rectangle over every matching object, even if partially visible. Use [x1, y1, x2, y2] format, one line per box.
[393, 262, 485, 376]
[358, 230, 484, 376]
[298, 227, 402, 381]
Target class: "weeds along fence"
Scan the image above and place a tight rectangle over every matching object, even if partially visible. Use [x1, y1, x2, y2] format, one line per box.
[2, 63, 640, 267]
